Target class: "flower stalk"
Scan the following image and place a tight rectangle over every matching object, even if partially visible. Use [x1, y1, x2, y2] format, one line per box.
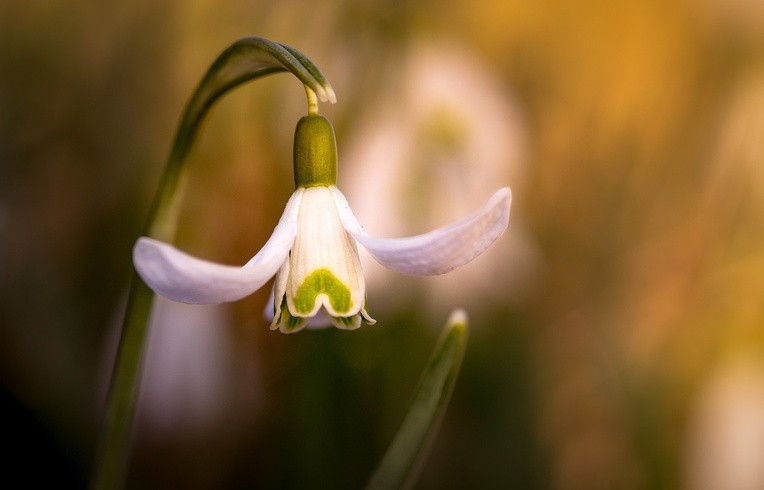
[92, 37, 336, 489]
[306, 86, 319, 115]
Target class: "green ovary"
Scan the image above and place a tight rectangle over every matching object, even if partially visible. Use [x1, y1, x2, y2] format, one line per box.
[293, 268, 352, 315]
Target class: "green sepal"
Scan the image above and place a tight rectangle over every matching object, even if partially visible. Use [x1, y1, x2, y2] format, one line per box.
[293, 114, 338, 187]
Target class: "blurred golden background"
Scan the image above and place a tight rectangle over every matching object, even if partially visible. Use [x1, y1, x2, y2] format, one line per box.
[2, 0, 763, 488]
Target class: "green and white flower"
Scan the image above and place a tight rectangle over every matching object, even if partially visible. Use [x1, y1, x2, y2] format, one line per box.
[133, 114, 511, 333]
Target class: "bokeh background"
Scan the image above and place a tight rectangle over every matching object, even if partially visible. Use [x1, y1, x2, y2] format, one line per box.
[2, 0, 764, 488]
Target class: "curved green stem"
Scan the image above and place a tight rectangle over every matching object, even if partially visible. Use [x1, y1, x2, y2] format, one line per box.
[147, 37, 335, 240]
[92, 37, 334, 490]
[306, 87, 319, 115]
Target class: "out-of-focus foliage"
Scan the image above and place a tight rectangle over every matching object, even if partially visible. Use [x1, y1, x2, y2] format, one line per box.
[1, 0, 762, 488]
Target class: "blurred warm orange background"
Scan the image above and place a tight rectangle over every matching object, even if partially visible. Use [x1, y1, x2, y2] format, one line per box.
[2, 0, 763, 488]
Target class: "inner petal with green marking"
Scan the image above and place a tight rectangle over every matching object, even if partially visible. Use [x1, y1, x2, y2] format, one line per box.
[267, 185, 377, 333]
[284, 186, 367, 320]
[293, 268, 352, 314]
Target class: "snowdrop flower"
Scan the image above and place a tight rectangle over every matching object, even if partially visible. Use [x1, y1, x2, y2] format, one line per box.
[134, 113, 511, 333]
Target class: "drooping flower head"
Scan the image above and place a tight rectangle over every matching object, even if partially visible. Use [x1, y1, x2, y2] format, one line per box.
[134, 107, 511, 333]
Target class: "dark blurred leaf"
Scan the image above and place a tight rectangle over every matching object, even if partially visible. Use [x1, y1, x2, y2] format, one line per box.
[366, 310, 469, 490]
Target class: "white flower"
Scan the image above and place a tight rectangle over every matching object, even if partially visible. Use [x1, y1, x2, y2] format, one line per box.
[133, 114, 511, 333]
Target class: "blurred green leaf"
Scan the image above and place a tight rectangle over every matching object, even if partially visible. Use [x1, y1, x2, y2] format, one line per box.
[366, 310, 469, 490]
[92, 37, 334, 490]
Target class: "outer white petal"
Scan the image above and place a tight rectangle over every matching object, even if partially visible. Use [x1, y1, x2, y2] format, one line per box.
[133, 189, 304, 304]
[332, 186, 511, 276]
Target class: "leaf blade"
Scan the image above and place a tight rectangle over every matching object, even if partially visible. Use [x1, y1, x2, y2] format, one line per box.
[366, 310, 470, 490]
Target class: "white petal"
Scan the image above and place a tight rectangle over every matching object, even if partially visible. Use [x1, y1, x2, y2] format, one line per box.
[266, 264, 290, 328]
[264, 287, 277, 322]
[285, 186, 366, 318]
[333, 186, 511, 276]
[133, 189, 303, 303]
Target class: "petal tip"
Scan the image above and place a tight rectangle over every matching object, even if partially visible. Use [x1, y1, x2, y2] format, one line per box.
[316, 84, 337, 104]
[447, 308, 469, 328]
[493, 186, 512, 214]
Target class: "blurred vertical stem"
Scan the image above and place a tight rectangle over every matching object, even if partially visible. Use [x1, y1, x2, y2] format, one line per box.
[92, 37, 335, 490]
[366, 310, 469, 490]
